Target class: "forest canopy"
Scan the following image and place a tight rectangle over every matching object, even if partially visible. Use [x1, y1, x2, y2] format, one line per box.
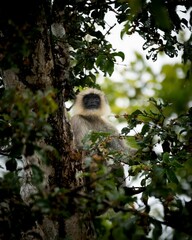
[0, 1, 192, 240]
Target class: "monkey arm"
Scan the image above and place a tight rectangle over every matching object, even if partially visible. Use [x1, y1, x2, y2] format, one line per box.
[71, 115, 90, 148]
[71, 114, 128, 152]
[101, 118, 128, 152]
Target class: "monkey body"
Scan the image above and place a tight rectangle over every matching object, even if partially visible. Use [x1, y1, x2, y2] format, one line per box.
[70, 88, 129, 193]
[70, 88, 142, 196]
[71, 114, 125, 149]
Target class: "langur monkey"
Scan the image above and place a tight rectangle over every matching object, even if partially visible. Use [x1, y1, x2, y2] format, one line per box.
[71, 88, 145, 196]
[71, 88, 128, 151]
[71, 88, 127, 191]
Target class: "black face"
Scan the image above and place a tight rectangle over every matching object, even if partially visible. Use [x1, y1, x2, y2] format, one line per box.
[83, 93, 101, 109]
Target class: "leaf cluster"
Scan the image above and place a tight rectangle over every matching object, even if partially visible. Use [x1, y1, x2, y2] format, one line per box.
[119, 0, 192, 66]
[63, 1, 125, 87]
[1, 0, 191, 88]
[121, 98, 192, 238]
[62, 0, 192, 81]
[0, 173, 43, 240]
[0, 89, 57, 170]
[1, 96, 192, 239]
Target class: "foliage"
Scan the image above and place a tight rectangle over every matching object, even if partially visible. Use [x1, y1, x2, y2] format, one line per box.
[2, 86, 192, 239]
[58, 0, 192, 88]
[159, 62, 192, 114]
[0, 88, 57, 168]
[0, 173, 43, 240]
[2, 98, 190, 239]
[78, 98, 192, 239]
[0, 1, 191, 87]
[102, 53, 192, 116]
[0, 0, 192, 239]
[120, 0, 192, 67]
[101, 52, 159, 115]
[0, 88, 57, 239]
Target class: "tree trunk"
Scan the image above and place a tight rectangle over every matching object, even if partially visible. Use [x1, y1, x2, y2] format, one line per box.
[0, 1, 93, 239]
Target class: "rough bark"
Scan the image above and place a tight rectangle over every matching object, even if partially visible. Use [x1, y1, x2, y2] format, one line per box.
[0, 1, 92, 239]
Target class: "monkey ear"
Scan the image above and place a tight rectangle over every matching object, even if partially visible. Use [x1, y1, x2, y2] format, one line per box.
[67, 102, 74, 111]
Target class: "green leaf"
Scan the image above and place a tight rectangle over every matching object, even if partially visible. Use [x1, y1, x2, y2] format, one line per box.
[166, 168, 179, 184]
[113, 51, 125, 61]
[96, 54, 105, 67]
[121, 127, 131, 135]
[105, 59, 114, 76]
[126, 136, 140, 149]
[141, 124, 150, 135]
[151, 0, 172, 30]
[131, 109, 143, 117]
[163, 152, 170, 163]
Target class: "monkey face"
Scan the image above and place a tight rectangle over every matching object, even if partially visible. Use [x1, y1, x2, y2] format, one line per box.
[83, 93, 101, 109]
[72, 88, 111, 116]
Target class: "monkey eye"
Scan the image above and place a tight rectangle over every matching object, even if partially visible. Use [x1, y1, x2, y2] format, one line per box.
[83, 93, 101, 109]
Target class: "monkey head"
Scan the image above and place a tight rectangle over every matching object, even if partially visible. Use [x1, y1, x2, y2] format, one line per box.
[72, 88, 111, 117]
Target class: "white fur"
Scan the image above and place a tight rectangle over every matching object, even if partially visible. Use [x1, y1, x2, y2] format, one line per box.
[72, 88, 111, 117]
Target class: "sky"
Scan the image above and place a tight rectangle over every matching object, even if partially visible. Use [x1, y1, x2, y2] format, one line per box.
[103, 8, 190, 83]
